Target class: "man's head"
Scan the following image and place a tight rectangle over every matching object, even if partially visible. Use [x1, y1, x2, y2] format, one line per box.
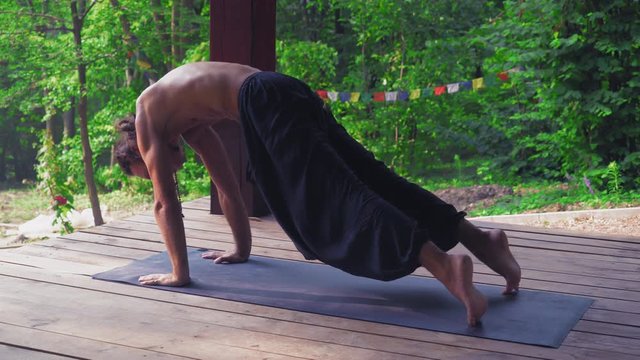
[114, 115, 187, 179]
[115, 115, 144, 177]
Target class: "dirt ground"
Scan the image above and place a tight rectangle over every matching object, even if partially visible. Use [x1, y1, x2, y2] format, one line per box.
[434, 185, 640, 238]
[433, 185, 515, 213]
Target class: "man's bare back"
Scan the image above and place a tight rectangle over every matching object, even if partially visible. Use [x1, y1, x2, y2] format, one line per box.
[136, 62, 260, 144]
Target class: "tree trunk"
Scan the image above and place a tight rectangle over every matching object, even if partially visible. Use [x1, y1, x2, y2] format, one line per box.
[110, 0, 138, 85]
[63, 97, 76, 138]
[171, 1, 183, 63]
[150, 0, 172, 70]
[9, 131, 28, 181]
[0, 131, 6, 182]
[181, 0, 198, 47]
[111, 0, 158, 85]
[71, 0, 104, 226]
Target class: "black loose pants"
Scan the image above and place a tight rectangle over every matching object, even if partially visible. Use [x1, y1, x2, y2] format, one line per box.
[238, 72, 465, 281]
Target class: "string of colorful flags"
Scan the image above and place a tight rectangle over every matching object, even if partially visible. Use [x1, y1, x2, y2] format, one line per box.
[316, 68, 521, 103]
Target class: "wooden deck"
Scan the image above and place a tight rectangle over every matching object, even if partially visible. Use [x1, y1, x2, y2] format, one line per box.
[1, 197, 639, 359]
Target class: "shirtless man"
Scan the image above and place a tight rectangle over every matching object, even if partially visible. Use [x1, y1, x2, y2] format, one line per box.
[114, 61, 521, 326]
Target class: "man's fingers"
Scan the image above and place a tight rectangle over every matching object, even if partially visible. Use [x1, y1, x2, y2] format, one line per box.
[139, 274, 160, 285]
[201, 251, 222, 260]
[214, 255, 234, 264]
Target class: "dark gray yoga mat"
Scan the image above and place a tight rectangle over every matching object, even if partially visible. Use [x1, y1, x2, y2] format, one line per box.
[94, 248, 593, 348]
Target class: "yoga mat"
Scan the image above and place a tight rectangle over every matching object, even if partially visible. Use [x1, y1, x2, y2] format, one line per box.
[94, 248, 593, 348]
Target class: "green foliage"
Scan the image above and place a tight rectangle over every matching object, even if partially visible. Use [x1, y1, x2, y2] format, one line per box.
[276, 40, 338, 89]
[1, 0, 639, 223]
[36, 135, 75, 234]
[477, 0, 640, 183]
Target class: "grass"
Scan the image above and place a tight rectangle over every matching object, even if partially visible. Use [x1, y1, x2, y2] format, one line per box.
[0, 185, 155, 238]
[0, 185, 51, 224]
[0, 183, 209, 231]
[469, 182, 640, 216]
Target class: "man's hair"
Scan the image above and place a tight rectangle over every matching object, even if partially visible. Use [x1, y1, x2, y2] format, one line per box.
[114, 115, 142, 176]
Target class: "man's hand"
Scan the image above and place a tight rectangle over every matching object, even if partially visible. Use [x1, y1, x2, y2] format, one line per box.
[201, 250, 248, 264]
[139, 273, 190, 287]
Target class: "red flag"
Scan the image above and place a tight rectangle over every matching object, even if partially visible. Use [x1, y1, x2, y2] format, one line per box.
[316, 90, 328, 99]
[498, 72, 509, 81]
[434, 86, 446, 96]
[373, 92, 386, 102]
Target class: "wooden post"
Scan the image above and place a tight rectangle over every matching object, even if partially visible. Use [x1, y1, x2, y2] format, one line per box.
[209, 0, 275, 216]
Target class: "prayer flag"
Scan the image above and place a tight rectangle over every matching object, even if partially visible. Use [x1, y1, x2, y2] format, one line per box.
[373, 92, 385, 102]
[385, 91, 398, 102]
[422, 88, 432, 97]
[446, 83, 460, 94]
[472, 78, 484, 91]
[328, 91, 339, 102]
[409, 89, 421, 100]
[498, 72, 509, 81]
[136, 59, 152, 70]
[460, 81, 472, 90]
[339, 92, 351, 102]
[398, 91, 409, 101]
[316, 90, 328, 100]
[350, 92, 361, 102]
[434, 86, 446, 96]
[361, 93, 372, 102]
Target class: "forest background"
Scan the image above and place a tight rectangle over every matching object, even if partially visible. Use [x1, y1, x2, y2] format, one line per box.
[1, 0, 639, 233]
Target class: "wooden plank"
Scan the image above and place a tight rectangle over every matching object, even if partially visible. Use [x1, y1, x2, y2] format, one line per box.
[0, 322, 192, 360]
[61, 229, 640, 314]
[10, 245, 130, 269]
[121, 215, 640, 276]
[1, 248, 640, 358]
[65, 230, 640, 306]
[32, 237, 156, 260]
[505, 230, 640, 252]
[0, 344, 74, 360]
[85, 222, 297, 252]
[79, 225, 640, 296]
[85, 224, 640, 295]
[505, 236, 640, 259]
[562, 331, 640, 357]
[128, 212, 640, 264]
[120, 209, 640, 262]
[582, 308, 640, 327]
[127, 213, 290, 240]
[573, 320, 640, 340]
[0, 272, 537, 360]
[186, 198, 640, 251]
[0, 260, 591, 360]
[5, 196, 639, 359]
[85, 224, 640, 290]
[0, 250, 110, 275]
[172, 210, 640, 264]
[473, 220, 640, 244]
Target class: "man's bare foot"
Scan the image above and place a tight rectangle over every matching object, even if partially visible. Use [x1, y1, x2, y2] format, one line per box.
[457, 220, 521, 295]
[419, 241, 487, 326]
[487, 229, 521, 295]
[443, 254, 488, 326]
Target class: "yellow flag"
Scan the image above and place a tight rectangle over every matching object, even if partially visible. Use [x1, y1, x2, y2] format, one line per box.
[350, 92, 361, 102]
[409, 89, 421, 100]
[136, 59, 152, 70]
[472, 77, 484, 91]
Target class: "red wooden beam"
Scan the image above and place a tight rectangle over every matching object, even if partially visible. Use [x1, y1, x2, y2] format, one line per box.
[209, 0, 275, 216]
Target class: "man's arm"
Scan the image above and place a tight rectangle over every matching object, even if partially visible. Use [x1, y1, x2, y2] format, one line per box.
[136, 109, 191, 286]
[183, 124, 252, 262]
